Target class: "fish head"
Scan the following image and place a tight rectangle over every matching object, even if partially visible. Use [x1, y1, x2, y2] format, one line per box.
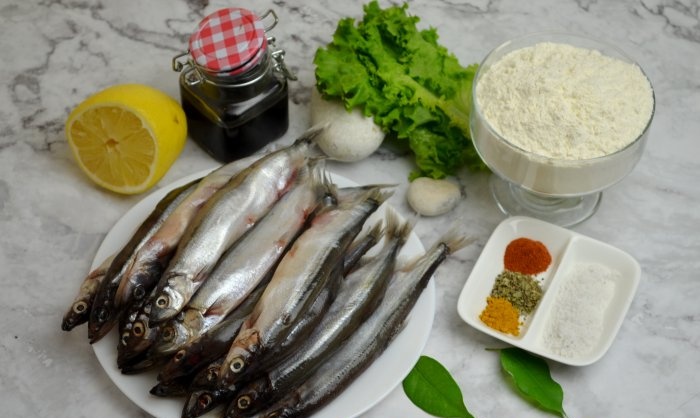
[149, 377, 189, 398]
[150, 277, 188, 323]
[227, 377, 271, 416]
[151, 319, 191, 356]
[61, 299, 90, 331]
[182, 389, 228, 418]
[158, 345, 202, 382]
[87, 300, 118, 343]
[116, 315, 160, 368]
[219, 338, 259, 388]
[119, 352, 162, 375]
[190, 359, 225, 390]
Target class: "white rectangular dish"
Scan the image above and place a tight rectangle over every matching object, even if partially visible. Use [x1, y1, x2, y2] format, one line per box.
[457, 216, 641, 366]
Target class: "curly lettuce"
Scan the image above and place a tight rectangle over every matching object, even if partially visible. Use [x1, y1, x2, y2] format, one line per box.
[314, 1, 485, 179]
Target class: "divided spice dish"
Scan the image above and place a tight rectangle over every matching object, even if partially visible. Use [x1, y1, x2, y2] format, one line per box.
[457, 216, 641, 366]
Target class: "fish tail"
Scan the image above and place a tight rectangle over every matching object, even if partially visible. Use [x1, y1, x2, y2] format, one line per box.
[309, 161, 337, 202]
[437, 231, 476, 255]
[365, 219, 385, 243]
[383, 207, 413, 246]
[367, 187, 394, 207]
[292, 125, 327, 159]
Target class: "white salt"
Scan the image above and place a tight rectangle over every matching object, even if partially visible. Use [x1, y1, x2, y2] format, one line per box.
[543, 262, 618, 359]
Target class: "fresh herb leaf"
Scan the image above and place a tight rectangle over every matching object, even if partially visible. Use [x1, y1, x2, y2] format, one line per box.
[499, 348, 568, 417]
[402, 355, 474, 418]
[314, 1, 486, 179]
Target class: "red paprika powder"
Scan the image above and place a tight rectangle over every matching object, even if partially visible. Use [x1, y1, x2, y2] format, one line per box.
[504, 237, 551, 275]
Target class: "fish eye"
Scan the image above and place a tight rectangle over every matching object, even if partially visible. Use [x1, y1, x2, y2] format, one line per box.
[174, 350, 186, 362]
[73, 301, 88, 314]
[162, 327, 174, 341]
[156, 295, 169, 308]
[133, 285, 145, 299]
[237, 395, 251, 410]
[198, 393, 212, 409]
[230, 357, 246, 373]
[133, 322, 145, 337]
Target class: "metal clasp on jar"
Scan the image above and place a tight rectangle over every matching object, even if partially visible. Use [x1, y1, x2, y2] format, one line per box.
[260, 9, 297, 81]
[172, 52, 204, 86]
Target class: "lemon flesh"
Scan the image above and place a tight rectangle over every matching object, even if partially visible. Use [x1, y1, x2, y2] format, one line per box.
[66, 84, 187, 195]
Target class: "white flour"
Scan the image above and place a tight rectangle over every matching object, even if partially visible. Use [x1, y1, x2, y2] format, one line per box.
[476, 42, 654, 160]
[542, 262, 617, 359]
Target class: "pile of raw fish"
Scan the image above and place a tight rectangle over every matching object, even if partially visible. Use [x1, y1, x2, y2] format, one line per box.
[62, 127, 468, 418]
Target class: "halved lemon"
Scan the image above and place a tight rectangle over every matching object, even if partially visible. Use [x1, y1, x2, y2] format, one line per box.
[65, 84, 187, 195]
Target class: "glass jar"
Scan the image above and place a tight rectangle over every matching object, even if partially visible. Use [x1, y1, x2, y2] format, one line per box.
[173, 8, 295, 162]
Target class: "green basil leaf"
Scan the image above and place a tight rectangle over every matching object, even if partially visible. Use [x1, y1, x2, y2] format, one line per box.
[499, 348, 567, 417]
[402, 355, 474, 418]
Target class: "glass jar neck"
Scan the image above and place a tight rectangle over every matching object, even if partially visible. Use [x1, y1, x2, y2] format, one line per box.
[195, 49, 271, 88]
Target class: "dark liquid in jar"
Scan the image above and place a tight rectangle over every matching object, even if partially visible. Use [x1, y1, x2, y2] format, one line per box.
[180, 71, 289, 163]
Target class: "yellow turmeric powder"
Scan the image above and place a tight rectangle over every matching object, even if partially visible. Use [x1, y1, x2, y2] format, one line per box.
[479, 296, 521, 336]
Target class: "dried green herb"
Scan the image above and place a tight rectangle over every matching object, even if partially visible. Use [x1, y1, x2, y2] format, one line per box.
[403, 355, 474, 418]
[491, 270, 543, 314]
[499, 347, 568, 417]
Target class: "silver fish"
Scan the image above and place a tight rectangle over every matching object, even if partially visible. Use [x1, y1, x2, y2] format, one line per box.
[218, 187, 391, 387]
[227, 209, 411, 416]
[156, 282, 267, 384]
[151, 164, 329, 357]
[114, 153, 262, 308]
[244, 233, 471, 418]
[87, 179, 199, 343]
[149, 129, 324, 324]
[61, 254, 114, 331]
[343, 220, 384, 275]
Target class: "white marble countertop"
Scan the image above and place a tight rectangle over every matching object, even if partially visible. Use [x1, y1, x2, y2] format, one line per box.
[1, 0, 699, 417]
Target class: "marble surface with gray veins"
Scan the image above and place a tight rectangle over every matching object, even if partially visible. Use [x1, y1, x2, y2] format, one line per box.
[1, 0, 699, 417]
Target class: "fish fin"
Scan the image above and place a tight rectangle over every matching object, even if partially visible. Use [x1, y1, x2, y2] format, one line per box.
[309, 161, 338, 203]
[365, 219, 385, 242]
[399, 231, 475, 272]
[383, 207, 413, 246]
[367, 187, 394, 207]
[293, 125, 328, 158]
[437, 231, 476, 255]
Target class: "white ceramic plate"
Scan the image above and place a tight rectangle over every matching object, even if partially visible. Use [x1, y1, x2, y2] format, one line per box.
[457, 216, 640, 366]
[91, 169, 435, 418]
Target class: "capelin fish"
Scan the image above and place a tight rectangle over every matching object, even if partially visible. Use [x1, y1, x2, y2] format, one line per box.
[152, 277, 267, 374]
[149, 375, 191, 398]
[113, 154, 262, 309]
[243, 233, 472, 418]
[156, 287, 255, 383]
[218, 187, 391, 388]
[149, 128, 324, 324]
[226, 210, 411, 416]
[117, 293, 161, 370]
[61, 254, 114, 331]
[269, 270, 338, 364]
[181, 357, 234, 418]
[342, 220, 384, 276]
[152, 164, 330, 358]
[87, 180, 199, 343]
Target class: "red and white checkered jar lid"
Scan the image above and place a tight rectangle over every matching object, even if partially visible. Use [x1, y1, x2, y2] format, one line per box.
[189, 8, 267, 76]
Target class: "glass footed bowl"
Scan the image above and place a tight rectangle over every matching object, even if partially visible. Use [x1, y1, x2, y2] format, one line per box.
[470, 32, 655, 227]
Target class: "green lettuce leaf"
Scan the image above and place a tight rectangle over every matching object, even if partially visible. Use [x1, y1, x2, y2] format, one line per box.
[314, 1, 485, 179]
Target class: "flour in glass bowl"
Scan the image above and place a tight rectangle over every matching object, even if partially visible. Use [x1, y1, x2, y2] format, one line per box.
[476, 42, 654, 160]
[471, 37, 656, 196]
